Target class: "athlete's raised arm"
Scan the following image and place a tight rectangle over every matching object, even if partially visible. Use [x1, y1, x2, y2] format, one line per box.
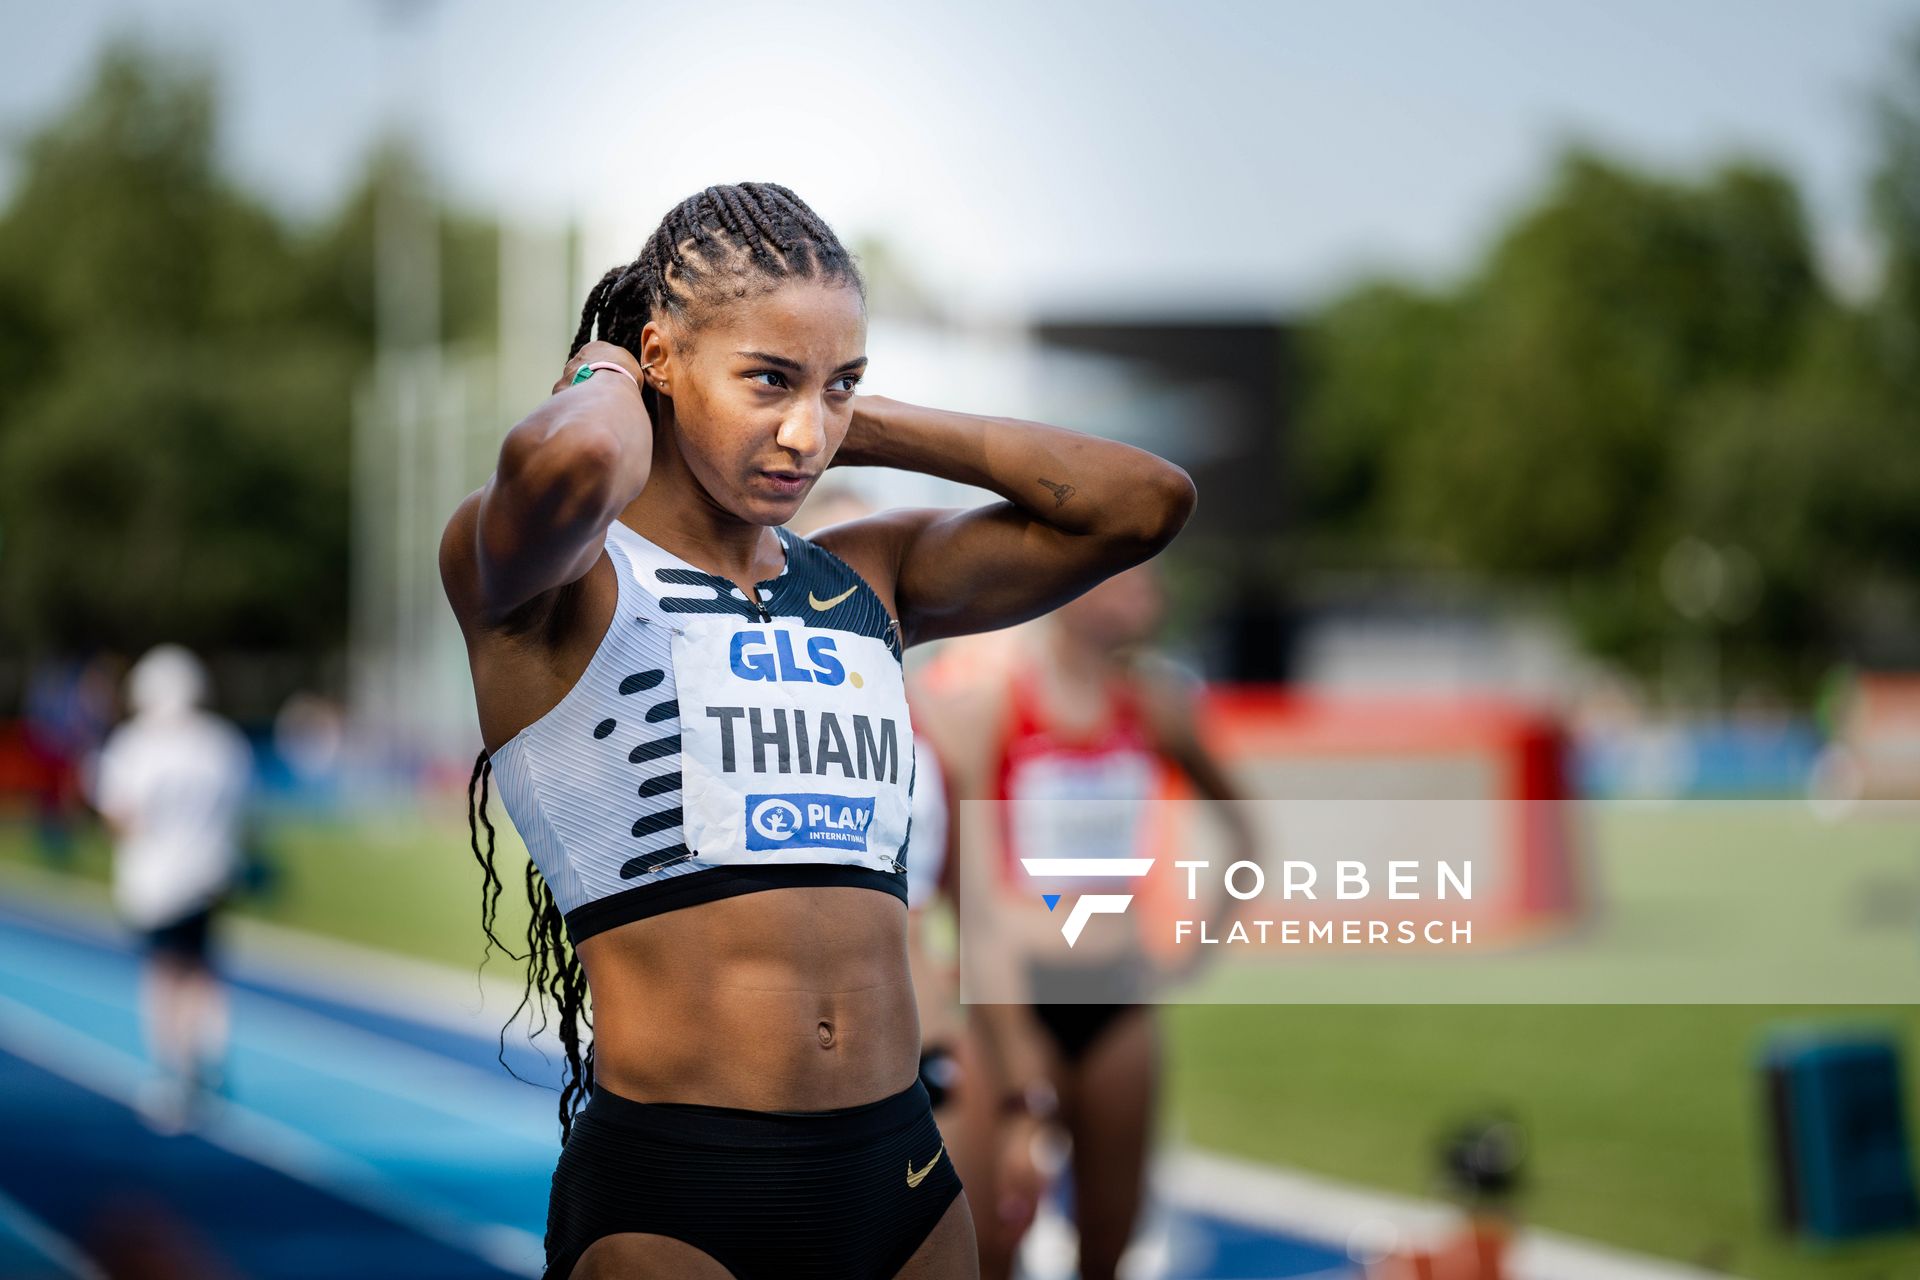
[441, 341, 653, 627]
[821, 396, 1197, 646]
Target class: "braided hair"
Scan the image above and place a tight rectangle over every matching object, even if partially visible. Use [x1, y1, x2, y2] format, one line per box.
[467, 182, 862, 1144]
[570, 180, 865, 422]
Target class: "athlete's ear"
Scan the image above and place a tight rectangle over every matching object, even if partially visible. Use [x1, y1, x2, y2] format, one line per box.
[638, 320, 675, 396]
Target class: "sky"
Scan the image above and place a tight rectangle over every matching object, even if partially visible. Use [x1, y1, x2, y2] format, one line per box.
[6, 0, 1918, 317]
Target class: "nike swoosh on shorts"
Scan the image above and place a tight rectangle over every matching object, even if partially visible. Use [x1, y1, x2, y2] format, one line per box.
[906, 1143, 945, 1188]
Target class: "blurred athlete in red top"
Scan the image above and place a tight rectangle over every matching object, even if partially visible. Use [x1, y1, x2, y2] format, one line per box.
[921, 563, 1255, 1280]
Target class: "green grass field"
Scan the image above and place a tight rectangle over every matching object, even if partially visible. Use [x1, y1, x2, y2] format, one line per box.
[7, 804, 1920, 1279]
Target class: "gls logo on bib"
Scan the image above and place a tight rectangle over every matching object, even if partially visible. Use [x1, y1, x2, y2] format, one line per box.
[730, 630, 845, 685]
[746, 793, 875, 851]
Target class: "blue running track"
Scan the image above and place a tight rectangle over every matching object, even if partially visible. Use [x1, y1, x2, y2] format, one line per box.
[0, 894, 1354, 1279]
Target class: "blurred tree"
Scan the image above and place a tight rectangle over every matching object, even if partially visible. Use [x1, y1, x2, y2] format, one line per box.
[1677, 308, 1920, 680]
[0, 40, 352, 660]
[1849, 26, 1920, 666]
[1399, 152, 1818, 578]
[1294, 145, 1870, 689]
[1870, 28, 1920, 389]
[0, 39, 498, 674]
[1294, 280, 1455, 544]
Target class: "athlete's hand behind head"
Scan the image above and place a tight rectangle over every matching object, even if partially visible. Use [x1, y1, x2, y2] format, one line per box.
[553, 341, 646, 397]
[825, 394, 887, 469]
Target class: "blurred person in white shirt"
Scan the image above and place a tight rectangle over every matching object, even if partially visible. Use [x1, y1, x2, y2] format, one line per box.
[90, 644, 253, 1130]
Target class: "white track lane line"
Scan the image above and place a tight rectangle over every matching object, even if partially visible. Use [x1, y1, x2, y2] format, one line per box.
[0, 937, 557, 1147]
[1159, 1147, 1738, 1280]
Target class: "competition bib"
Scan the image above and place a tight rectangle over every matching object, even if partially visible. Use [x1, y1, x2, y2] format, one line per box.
[672, 615, 913, 870]
[1007, 751, 1157, 865]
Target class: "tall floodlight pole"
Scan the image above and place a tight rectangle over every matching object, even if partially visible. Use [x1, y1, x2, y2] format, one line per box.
[350, 0, 440, 794]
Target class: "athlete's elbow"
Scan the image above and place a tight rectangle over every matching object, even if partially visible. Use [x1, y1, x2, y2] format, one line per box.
[498, 420, 625, 532]
[552, 424, 629, 522]
[1111, 458, 1196, 552]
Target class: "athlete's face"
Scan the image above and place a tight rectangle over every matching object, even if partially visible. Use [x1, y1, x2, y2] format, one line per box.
[648, 280, 868, 525]
[1057, 562, 1166, 650]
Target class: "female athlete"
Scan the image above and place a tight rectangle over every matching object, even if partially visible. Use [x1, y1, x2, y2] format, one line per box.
[439, 182, 1194, 1280]
[918, 564, 1256, 1280]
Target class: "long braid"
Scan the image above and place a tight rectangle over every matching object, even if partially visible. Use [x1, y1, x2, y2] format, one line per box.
[477, 183, 862, 1145]
[467, 750, 595, 1142]
[466, 749, 520, 964]
[569, 264, 624, 356]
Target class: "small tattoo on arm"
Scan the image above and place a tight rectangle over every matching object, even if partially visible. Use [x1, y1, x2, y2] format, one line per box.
[1038, 478, 1076, 508]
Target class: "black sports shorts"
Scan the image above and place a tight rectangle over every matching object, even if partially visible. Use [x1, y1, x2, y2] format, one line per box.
[543, 1077, 963, 1279]
[1027, 954, 1150, 1065]
[1031, 1001, 1142, 1065]
[144, 904, 217, 965]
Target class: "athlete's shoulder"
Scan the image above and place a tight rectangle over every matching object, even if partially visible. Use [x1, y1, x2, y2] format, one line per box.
[799, 514, 899, 589]
[207, 714, 255, 769]
[1127, 650, 1204, 701]
[1123, 650, 1207, 750]
[772, 523, 903, 656]
[436, 489, 484, 617]
[804, 507, 970, 648]
[805, 505, 965, 563]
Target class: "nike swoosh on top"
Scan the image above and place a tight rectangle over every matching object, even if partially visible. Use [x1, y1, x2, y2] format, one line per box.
[906, 1143, 945, 1188]
[809, 585, 859, 611]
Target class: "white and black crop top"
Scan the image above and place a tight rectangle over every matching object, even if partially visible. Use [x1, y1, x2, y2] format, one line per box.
[487, 520, 918, 945]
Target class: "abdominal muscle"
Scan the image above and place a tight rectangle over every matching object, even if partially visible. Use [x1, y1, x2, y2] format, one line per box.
[575, 885, 922, 1111]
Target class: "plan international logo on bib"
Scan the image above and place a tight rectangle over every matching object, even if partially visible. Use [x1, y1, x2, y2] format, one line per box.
[746, 793, 875, 851]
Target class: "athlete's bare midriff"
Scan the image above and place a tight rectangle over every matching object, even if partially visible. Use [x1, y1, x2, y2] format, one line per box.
[578, 887, 921, 1110]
